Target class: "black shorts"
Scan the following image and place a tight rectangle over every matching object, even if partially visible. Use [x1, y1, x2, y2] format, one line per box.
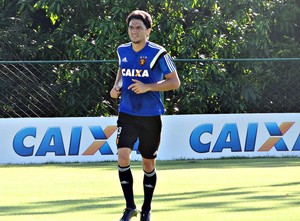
[116, 112, 162, 159]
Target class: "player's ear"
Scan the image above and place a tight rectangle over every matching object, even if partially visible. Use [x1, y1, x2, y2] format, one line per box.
[146, 28, 151, 37]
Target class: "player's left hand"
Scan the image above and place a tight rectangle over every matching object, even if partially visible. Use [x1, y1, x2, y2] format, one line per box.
[128, 79, 150, 94]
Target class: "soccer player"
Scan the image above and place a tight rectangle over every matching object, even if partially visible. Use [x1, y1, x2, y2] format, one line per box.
[110, 10, 180, 221]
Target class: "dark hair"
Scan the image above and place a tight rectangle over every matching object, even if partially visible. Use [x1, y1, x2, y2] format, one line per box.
[126, 10, 152, 29]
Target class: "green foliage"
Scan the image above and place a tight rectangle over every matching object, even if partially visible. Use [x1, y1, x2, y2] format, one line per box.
[1, 0, 300, 116]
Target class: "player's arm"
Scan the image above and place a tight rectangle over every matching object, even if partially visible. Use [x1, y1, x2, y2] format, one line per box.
[128, 70, 180, 94]
[110, 68, 122, 98]
[151, 70, 180, 91]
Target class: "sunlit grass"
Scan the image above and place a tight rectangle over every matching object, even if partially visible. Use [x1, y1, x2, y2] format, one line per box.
[0, 158, 299, 221]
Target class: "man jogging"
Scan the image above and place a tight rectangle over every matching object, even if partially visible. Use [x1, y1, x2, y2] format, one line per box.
[110, 10, 180, 221]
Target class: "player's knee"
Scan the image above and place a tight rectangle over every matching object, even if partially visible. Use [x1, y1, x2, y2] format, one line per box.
[118, 148, 131, 166]
[118, 155, 130, 167]
[142, 158, 156, 173]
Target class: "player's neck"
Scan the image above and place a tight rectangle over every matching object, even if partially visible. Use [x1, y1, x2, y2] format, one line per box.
[132, 41, 147, 52]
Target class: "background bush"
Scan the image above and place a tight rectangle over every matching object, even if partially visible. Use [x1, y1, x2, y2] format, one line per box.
[1, 0, 299, 116]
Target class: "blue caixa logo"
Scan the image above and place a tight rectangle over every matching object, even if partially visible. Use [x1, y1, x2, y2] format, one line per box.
[190, 122, 300, 153]
[13, 126, 140, 157]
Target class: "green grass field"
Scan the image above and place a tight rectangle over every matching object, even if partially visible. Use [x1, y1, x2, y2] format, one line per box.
[1, 158, 300, 221]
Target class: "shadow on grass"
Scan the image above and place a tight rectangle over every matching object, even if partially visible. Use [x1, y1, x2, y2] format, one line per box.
[1, 158, 299, 217]
[2, 182, 299, 217]
[0, 196, 123, 216]
[154, 180, 300, 213]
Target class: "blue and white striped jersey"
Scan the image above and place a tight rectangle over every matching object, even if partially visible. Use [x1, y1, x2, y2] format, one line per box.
[117, 41, 176, 116]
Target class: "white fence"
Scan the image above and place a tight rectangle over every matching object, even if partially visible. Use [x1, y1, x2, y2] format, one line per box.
[1, 113, 299, 164]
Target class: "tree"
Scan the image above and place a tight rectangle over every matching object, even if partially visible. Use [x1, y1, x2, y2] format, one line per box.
[1, 0, 300, 117]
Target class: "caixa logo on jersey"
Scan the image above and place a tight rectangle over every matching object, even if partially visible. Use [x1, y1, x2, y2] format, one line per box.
[190, 122, 300, 153]
[12, 126, 139, 157]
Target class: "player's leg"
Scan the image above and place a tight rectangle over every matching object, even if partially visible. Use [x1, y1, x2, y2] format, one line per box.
[137, 115, 162, 221]
[140, 157, 156, 221]
[117, 113, 139, 220]
[118, 148, 138, 221]
[118, 147, 136, 209]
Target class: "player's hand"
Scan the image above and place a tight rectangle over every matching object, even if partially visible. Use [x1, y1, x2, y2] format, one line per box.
[110, 86, 121, 98]
[128, 79, 150, 94]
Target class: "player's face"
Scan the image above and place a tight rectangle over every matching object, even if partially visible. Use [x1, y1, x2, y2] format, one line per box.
[128, 19, 150, 44]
